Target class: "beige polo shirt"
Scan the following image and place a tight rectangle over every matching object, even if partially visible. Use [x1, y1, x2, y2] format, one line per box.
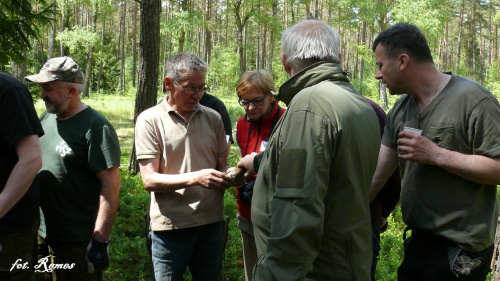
[135, 96, 229, 230]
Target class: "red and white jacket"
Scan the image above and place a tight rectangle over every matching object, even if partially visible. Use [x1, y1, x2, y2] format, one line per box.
[235, 102, 286, 220]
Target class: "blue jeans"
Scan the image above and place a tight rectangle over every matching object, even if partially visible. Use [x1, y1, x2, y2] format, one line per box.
[151, 221, 223, 281]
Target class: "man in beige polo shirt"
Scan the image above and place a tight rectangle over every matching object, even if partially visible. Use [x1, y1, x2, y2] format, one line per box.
[135, 52, 233, 281]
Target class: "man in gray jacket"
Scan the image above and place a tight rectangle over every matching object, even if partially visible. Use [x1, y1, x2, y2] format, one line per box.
[238, 19, 380, 281]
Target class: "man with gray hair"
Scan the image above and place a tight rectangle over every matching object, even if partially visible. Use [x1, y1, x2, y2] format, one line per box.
[238, 20, 380, 280]
[135, 52, 235, 280]
[25, 56, 121, 281]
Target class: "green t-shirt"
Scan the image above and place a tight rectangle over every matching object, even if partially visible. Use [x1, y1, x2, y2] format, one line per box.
[382, 73, 500, 252]
[37, 107, 121, 242]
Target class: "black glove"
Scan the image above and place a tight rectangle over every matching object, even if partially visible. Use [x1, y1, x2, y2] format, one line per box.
[453, 255, 482, 278]
[86, 238, 110, 273]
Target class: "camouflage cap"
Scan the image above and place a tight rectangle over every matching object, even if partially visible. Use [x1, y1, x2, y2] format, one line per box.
[25, 56, 84, 84]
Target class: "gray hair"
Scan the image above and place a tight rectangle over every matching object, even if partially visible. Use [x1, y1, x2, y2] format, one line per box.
[281, 20, 341, 72]
[165, 52, 207, 81]
[59, 81, 84, 95]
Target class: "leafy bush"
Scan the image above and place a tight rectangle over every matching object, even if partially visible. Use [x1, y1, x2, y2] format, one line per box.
[376, 205, 405, 281]
[104, 170, 153, 281]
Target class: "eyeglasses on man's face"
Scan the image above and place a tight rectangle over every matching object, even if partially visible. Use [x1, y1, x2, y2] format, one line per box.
[173, 80, 209, 95]
[238, 97, 266, 107]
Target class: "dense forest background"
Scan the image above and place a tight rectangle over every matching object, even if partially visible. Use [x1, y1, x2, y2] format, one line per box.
[4, 0, 500, 106]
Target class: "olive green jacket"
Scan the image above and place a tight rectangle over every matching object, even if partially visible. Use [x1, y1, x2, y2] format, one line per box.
[251, 62, 380, 281]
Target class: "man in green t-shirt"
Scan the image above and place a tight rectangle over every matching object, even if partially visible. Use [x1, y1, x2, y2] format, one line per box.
[370, 23, 500, 281]
[25, 57, 121, 281]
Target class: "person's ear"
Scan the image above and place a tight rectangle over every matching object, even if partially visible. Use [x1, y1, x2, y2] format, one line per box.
[280, 52, 292, 75]
[338, 53, 343, 64]
[398, 53, 410, 71]
[67, 84, 77, 98]
[164, 77, 174, 93]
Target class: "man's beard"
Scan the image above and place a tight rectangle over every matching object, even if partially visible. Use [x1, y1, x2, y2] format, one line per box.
[45, 100, 69, 115]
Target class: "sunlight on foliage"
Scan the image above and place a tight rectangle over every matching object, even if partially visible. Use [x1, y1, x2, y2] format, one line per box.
[56, 26, 100, 53]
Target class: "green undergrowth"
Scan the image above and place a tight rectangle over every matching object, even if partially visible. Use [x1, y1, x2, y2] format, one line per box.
[105, 170, 152, 280]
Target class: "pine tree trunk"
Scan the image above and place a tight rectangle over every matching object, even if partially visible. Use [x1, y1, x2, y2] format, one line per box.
[204, 0, 212, 64]
[358, 21, 366, 96]
[60, 13, 64, 56]
[162, 7, 170, 79]
[120, 0, 126, 94]
[82, 46, 93, 98]
[268, 0, 278, 74]
[129, 0, 161, 173]
[256, 32, 260, 69]
[237, 24, 245, 75]
[97, 19, 105, 93]
[177, 0, 189, 53]
[262, 21, 267, 69]
[47, 0, 57, 59]
[379, 80, 388, 110]
[82, 7, 97, 99]
[11, 61, 27, 85]
[444, 20, 448, 70]
[132, 1, 138, 87]
[456, 1, 464, 72]
[243, 26, 247, 73]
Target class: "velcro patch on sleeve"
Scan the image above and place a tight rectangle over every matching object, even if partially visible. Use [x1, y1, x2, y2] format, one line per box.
[277, 148, 307, 189]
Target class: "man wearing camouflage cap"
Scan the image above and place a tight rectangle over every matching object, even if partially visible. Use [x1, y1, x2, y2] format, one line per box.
[26, 56, 121, 281]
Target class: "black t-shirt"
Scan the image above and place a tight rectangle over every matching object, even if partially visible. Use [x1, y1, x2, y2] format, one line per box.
[0, 72, 44, 232]
[199, 93, 234, 144]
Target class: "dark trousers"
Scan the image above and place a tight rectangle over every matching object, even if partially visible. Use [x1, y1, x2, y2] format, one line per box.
[398, 230, 493, 281]
[0, 222, 38, 281]
[371, 221, 382, 281]
[36, 237, 102, 281]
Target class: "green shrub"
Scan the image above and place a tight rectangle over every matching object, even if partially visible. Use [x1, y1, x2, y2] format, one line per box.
[376, 204, 405, 281]
[104, 169, 153, 281]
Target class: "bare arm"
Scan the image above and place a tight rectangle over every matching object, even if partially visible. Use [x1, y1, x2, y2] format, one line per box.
[93, 167, 121, 242]
[398, 130, 500, 185]
[138, 158, 232, 193]
[370, 144, 398, 201]
[0, 134, 42, 219]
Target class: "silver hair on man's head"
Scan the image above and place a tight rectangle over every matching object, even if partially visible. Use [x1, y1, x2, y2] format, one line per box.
[59, 81, 84, 95]
[165, 52, 207, 81]
[281, 20, 341, 72]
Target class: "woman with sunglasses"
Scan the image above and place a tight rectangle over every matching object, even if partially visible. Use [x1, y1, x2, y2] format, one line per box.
[234, 70, 286, 281]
